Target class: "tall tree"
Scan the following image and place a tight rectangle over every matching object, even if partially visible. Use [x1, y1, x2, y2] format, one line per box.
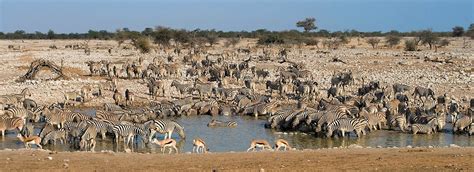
[47, 29, 55, 39]
[296, 17, 317, 32]
[452, 26, 464, 37]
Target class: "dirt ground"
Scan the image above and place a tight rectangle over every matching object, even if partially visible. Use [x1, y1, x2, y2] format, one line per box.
[0, 147, 472, 171]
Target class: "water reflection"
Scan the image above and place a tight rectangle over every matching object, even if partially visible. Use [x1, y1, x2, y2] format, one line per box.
[0, 115, 472, 153]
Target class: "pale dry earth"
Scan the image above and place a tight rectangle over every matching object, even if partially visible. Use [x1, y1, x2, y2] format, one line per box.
[0, 147, 472, 171]
[0, 38, 472, 107]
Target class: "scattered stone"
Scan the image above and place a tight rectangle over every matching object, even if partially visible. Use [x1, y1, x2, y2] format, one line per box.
[63, 163, 69, 169]
[449, 144, 460, 148]
[406, 145, 412, 148]
[428, 146, 433, 148]
[47, 156, 53, 160]
[6, 158, 11, 161]
[348, 144, 363, 149]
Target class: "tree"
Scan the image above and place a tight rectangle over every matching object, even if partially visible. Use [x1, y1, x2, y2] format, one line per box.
[88, 30, 99, 39]
[366, 38, 381, 48]
[47, 29, 55, 39]
[132, 36, 152, 53]
[205, 32, 218, 46]
[142, 27, 154, 36]
[467, 23, 474, 39]
[153, 26, 173, 45]
[452, 26, 464, 37]
[385, 35, 401, 48]
[296, 17, 317, 32]
[418, 29, 439, 49]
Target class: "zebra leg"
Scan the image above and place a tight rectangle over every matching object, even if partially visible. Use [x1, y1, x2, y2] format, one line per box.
[192, 146, 196, 153]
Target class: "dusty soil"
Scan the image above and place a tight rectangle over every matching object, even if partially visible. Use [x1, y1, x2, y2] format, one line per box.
[0, 38, 472, 107]
[0, 147, 472, 171]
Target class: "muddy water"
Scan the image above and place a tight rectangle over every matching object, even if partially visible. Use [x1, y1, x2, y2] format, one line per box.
[0, 113, 473, 153]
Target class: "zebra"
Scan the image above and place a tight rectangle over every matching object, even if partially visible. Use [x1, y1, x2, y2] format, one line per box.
[4, 107, 30, 121]
[326, 118, 356, 138]
[0, 117, 24, 136]
[315, 108, 351, 133]
[410, 118, 438, 134]
[267, 109, 293, 129]
[112, 124, 149, 149]
[151, 119, 186, 140]
[207, 119, 238, 127]
[453, 115, 472, 133]
[22, 98, 37, 110]
[41, 128, 67, 145]
[0, 88, 31, 108]
[103, 103, 123, 111]
[42, 108, 65, 128]
[96, 110, 125, 122]
[388, 114, 408, 132]
[85, 119, 114, 139]
[80, 125, 97, 151]
[125, 89, 134, 106]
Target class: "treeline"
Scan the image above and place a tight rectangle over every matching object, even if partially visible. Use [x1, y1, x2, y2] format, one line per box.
[1, 26, 472, 41]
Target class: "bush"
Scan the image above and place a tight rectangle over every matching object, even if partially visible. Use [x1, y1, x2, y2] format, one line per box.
[417, 29, 439, 49]
[404, 39, 417, 51]
[257, 35, 285, 45]
[133, 37, 152, 53]
[224, 37, 240, 47]
[385, 35, 401, 48]
[452, 26, 464, 37]
[437, 39, 450, 47]
[322, 39, 341, 49]
[303, 38, 319, 46]
[366, 38, 381, 48]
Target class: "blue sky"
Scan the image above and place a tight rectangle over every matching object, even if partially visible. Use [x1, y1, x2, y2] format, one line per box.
[0, 0, 472, 33]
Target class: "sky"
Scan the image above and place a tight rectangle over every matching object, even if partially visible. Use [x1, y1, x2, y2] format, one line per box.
[0, 0, 472, 33]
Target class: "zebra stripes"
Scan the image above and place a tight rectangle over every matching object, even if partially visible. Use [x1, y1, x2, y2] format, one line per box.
[207, 119, 238, 127]
[112, 124, 148, 149]
[151, 119, 186, 140]
[0, 117, 24, 136]
[326, 118, 368, 137]
[411, 118, 438, 134]
[85, 119, 114, 139]
[0, 88, 31, 108]
[41, 128, 67, 145]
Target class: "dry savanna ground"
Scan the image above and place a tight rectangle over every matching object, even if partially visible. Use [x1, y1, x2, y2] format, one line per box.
[0, 38, 473, 171]
[0, 147, 473, 171]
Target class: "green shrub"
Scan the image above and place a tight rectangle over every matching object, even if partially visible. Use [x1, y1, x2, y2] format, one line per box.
[257, 35, 285, 45]
[385, 35, 401, 48]
[133, 37, 152, 53]
[404, 39, 417, 51]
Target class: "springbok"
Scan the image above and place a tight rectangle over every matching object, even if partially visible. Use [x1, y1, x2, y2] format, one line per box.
[17, 134, 42, 149]
[275, 139, 292, 151]
[247, 139, 272, 152]
[192, 137, 208, 153]
[152, 138, 178, 154]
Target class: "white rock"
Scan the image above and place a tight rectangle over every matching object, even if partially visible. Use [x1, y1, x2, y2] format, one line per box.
[449, 144, 460, 148]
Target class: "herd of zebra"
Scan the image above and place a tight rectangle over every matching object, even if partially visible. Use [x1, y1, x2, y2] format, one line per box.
[1, 45, 473, 153]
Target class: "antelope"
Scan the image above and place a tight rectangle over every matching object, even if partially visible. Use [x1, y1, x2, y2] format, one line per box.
[247, 139, 273, 152]
[17, 134, 42, 149]
[192, 137, 208, 153]
[152, 138, 178, 154]
[275, 139, 292, 151]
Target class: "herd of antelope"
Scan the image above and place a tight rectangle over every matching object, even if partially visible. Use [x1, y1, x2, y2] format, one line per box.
[0, 43, 473, 154]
